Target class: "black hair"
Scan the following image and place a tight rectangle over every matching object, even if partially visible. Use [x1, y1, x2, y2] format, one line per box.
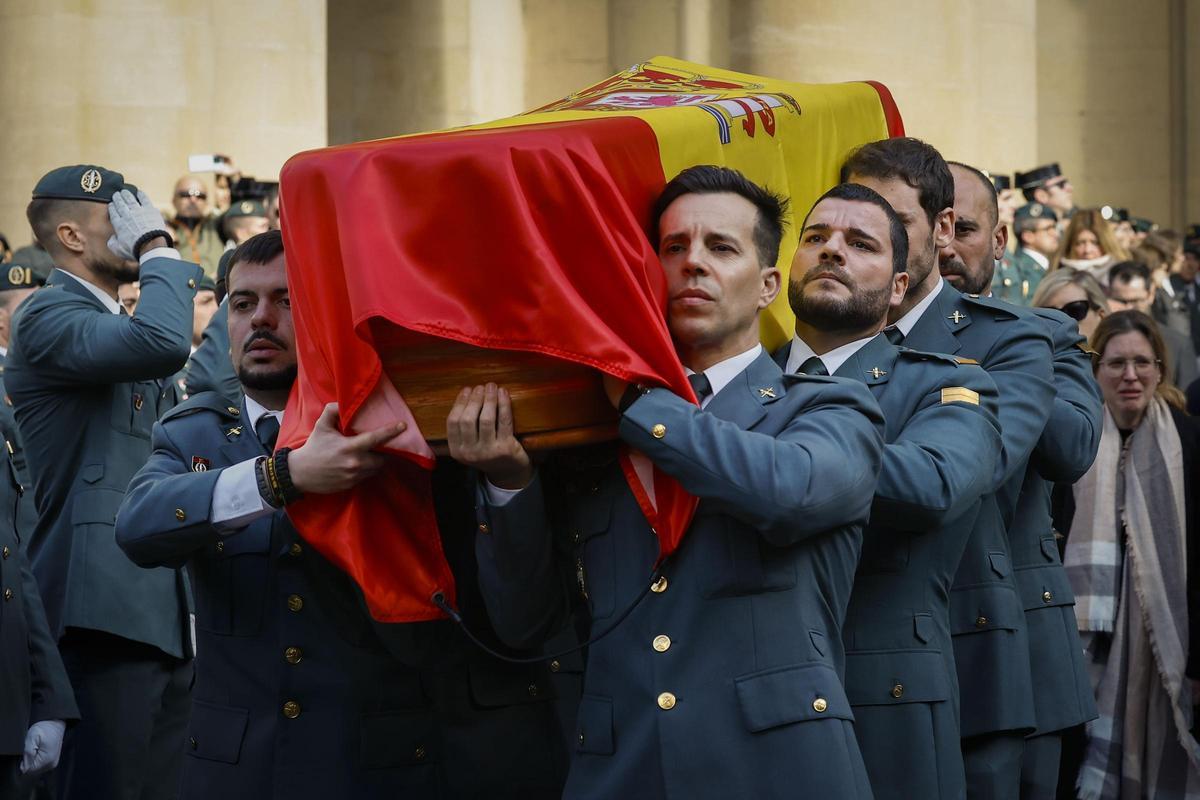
[225, 229, 285, 287]
[1108, 259, 1151, 286]
[947, 161, 999, 227]
[651, 165, 788, 268]
[839, 137, 954, 228]
[801, 183, 909, 274]
[25, 198, 80, 253]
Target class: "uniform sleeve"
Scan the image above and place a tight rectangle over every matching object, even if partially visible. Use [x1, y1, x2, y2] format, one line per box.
[184, 303, 241, 402]
[16, 257, 202, 386]
[115, 419, 227, 569]
[1033, 314, 1103, 483]
[619, 378, 885, 546]
[474, 472, 576, 650]
[872, 364, 1002, 529]
[982, 312, 1056, 489]
[20, 545, 80, 724]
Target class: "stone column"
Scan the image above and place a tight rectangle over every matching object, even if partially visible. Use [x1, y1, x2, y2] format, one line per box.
[0, 0, 326, 245]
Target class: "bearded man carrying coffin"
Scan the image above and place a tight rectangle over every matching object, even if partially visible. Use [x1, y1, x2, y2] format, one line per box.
[451, 165, 886, 799]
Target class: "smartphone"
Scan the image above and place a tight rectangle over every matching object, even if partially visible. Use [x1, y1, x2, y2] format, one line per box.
[188, 154, 229, 173]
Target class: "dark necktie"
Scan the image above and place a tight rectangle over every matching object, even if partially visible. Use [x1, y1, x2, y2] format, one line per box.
[688, 372, 713, 404]
[884, 326, 905, 345]
[257, 414, 280, 452]
[797, 356, 828, 376]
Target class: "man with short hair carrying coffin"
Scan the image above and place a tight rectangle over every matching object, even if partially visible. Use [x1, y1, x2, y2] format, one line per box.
[777, 181, 1002, 800]
[843, 139, 1055, 799]
[455, 166, 886, 799]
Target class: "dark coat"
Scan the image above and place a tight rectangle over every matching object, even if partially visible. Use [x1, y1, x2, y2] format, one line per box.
[477, 351, 886, 799]
[116, 392, 565, 799]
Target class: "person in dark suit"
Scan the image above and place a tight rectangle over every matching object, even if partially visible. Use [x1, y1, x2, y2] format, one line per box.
[1059, 311, 1200, 797]
[777, 182, 1002, 799]
[116, 231, 565, 799]
[943, 162, 1103, 798]
[5, 166, 203, 800]
[844, 139, 1055, 799]
[0, 434, 78, 797]
[456, 166, 886, 799]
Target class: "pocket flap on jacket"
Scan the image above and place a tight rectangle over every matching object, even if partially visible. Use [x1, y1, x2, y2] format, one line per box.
[1040, 536, 1061, 562]
[987, 550, 1011, 578]
[71, 487, 124, 525]
[949, 583, 1024, 634]
[575, 694, 614, 755]
[735, 661, 853, 732]
[361, 709, 437, 769]
[468, 661, 555, 708]
[1015, 562, 1076, 611]
[187, 701, 248, 764]
[844, 650, 951, 706]
[567, 496, 612, 543]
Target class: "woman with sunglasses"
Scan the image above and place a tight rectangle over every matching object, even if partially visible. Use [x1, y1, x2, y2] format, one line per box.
[1056, 311, 1200, 798]
[1031, 268, 1109, 340]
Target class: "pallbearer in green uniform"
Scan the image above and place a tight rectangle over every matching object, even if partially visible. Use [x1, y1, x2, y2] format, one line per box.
[779, 182, 1002, 800]
[6, 165, 203, 800]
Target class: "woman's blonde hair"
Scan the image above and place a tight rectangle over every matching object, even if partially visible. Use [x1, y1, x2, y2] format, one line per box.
[1030, 267, 1108, 311]
[1051, 208, 1129, 270]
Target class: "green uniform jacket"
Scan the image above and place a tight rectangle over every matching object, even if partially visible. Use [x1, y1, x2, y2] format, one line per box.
[5, 258, 203, 658]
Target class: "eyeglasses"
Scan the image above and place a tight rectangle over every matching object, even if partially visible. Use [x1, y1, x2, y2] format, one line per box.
[1098, 357, 1161, 376]
[1056, 299, 1094, 321]
[176, 190, 207, 200]
[1034, 223, 1058, 234]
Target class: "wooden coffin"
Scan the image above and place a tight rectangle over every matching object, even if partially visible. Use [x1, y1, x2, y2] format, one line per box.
[373, 321, 619, 451]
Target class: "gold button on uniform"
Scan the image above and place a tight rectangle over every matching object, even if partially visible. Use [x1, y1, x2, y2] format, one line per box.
[282, 701, 301, 719]
[549, 660, 561, 673]
[891, 684, 904, 699]
[215, 541, 225, 553]
[175, 508, 186, 521]
[527, 684, 539, 697]
[187, 279, 196, 289]
[477, 523, 490, 535]
[287, 594, 304, 612]
[414, 745, 426, 761]
[651, 424, 667, 439]
[1042, 591, 1053, 603]
[1, 546, 8, 559]
[650, 576, 668, 593]
[284, 647, 303, 664]
[652, 635, 671, 652]
[289, 542, 303, 557]
[3, 588, 12, 601]
[657, 692, 676, 710]
[812, 697, 828, 713]
[975, 616, 988, 628]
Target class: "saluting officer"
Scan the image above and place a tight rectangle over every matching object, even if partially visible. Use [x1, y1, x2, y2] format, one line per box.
[779, 182, 1002, 799]
[458, 166, 886, 799]
[5, 166, 203, 800]
[116, 230, 566, 799]
[843, 139, 1056, 799]
[943, 163, 1102, 798]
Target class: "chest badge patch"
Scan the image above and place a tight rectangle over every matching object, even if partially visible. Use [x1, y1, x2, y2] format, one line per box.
[132, 393, 144, 411]
[191, 456, 211, 472]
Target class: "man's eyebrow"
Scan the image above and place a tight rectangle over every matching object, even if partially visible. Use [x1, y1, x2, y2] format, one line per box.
[801, 222, 882, 247]
[845, 226, 882, 246]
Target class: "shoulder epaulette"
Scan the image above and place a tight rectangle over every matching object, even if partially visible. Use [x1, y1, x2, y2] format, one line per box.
[160, 391, 242, 424]
[959, 292, 1022, 319]
[894, 346, 965, 366]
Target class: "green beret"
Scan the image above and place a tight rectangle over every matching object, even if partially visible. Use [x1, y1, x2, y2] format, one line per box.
[987, 172, 1011, 192]
[197, 274, 217, 293]
[1101, 206, 1129, 223]
[224, 199, 267, 220]
[1015, 203, 1057, 223]
[1131, 217, 1156, 234]
[0, 262, 46, 291]
[216, 249, 235, 287]
[9, 245, 54, 279]
[31, 164, 138, 203]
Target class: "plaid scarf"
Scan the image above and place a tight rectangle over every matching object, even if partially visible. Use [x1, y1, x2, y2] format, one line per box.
[1064, 399, 1199, 799]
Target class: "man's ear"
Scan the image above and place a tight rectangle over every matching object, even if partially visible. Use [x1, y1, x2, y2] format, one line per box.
[992, 223, 1009, 261]
[890, 271, 910, 309]
[56, 221, 85, 256]
[933, 208, 955, 249]
[759, 266, 782, 309]
[1031, 187, 1050, 205]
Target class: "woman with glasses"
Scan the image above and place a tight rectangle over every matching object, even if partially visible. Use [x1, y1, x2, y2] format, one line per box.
[1057, 311, 1200, 798]
[1031, 268, 1109, 340]
[1051, 209, 1130, 284]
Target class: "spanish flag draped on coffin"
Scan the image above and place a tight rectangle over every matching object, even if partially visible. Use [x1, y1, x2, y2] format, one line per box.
[278, 57, 904, 622]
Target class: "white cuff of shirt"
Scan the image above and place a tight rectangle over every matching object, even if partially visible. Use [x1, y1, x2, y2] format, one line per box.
[140, 246, 181, 264]
[211, 458, 272, 532]
[483, 479, 523, 507]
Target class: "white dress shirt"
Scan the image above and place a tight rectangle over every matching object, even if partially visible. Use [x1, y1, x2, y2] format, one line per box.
[59, 246, 182, 315]
[891, 275, 945, 337]
[211, 395, 282, 532]
[783, 333, 877, 376]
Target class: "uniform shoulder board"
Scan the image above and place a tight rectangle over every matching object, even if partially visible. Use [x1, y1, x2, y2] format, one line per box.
[894, 346, 961, 366]
[941, 387, 980, 405]
[954, 356, 979, 365]
[1076, 342, 1099, 356]
[958, 292, 1021, 319]
[160, 391, 242, 424]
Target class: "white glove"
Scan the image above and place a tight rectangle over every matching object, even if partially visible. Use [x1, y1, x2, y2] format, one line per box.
[19, 719, 66, 776]
[107, 189, 169, 261]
